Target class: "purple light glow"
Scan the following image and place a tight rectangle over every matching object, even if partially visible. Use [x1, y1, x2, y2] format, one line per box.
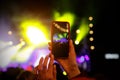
[77, 56, 85, 63]
[84, 55, 90, 61]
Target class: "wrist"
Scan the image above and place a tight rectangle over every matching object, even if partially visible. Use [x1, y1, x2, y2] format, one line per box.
[69, 73, 81, 80]
[67, 64, 81, 79]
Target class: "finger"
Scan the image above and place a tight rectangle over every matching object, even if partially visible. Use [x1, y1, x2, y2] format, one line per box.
[33, 66, 38, 74]
[48, 54, 54, 72]
[43, 55, 49, 70]
[53, 64, 56, 79]
[38, 57, 44, 70]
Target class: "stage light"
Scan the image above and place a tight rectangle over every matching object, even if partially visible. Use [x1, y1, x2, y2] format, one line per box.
[89, 37, 94, 41]
[0, 43, 23, 68]
[63, 71, 67, 76]
[84, 55, 90, 61]
[82, 62, 87, 70]
[19, 38, 24, 42]
[12, 46, 36, 62]
[26, 27, 47, 45]
[89, 23, 93, 28]
[88, 16, 93, 21]
[21, 41, 25, 46]
[89, 30, 94, 34]
[105, 53, 119, 59]
[0, 41, 13, 51]
[8, 41, 13, 45]
[75, 19, 90, 44]
[53, 11, 75, 29]
[90, 45, 95, 50]
[77, 56, 85, 63]
[20, 19, 49, 46]
[75, 40, 79, 45]
[76, 29, 80, 34]
[8, 31, 12, 35]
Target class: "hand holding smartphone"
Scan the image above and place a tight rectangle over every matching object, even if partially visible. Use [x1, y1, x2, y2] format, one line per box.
[51, 21, 70, 58]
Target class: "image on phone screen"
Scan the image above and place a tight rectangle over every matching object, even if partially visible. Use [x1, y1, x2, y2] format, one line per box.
[51, 21, 70, 58]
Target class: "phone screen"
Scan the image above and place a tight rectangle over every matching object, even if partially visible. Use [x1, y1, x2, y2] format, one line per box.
[51, 21, 70, 58]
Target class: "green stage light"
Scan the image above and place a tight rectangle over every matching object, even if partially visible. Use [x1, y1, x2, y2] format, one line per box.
[75, 19, 90, 44]
[53, 11, 75, 29]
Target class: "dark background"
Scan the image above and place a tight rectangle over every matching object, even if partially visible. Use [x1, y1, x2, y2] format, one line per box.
[91, 0, 119, 79]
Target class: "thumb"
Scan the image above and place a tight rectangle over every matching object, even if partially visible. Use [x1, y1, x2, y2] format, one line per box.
[69, 40, 75, 53]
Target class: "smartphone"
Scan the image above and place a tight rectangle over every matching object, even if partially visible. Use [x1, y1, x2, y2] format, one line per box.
[51, 21, 70, 58]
